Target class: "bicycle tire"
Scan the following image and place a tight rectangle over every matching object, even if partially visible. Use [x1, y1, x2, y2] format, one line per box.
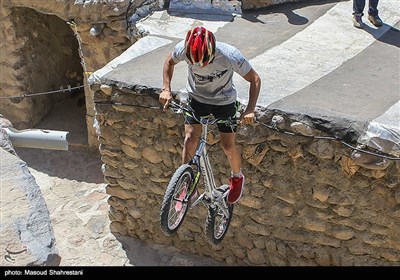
[205, 185, 234, 245]
[160, 164, 194, 236]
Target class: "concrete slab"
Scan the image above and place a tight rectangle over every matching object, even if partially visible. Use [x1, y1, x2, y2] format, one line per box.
[90, 0, 400, 157]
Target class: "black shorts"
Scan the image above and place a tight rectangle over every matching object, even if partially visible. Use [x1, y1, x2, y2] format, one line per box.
[185, 98, 239, 133]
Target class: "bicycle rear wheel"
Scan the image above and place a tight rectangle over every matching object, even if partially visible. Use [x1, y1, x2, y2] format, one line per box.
[205, 185, 234, 245]
[160, 164, 194, 236]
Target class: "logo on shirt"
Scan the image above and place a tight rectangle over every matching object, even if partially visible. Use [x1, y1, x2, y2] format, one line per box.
[193, 69, 228, 82]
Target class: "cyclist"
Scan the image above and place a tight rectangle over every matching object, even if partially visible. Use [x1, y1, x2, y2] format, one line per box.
[159, 26, 261, 204]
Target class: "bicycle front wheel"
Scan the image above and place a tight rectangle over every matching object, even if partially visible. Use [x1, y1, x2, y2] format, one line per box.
[205, 185, 234, 245]
[160, 164, 194, 236]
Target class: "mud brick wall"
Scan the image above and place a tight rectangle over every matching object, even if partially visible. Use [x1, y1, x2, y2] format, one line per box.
[91, 83, 400, 266]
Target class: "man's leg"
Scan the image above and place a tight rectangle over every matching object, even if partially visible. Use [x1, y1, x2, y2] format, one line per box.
[368, 0, 379, 16]
[353, 0, 366, 28]
[353, 0, 366, 15]
[220, 132, 241, 174]
[220, 132, 244, 204]
[182, 123, 202, 164]
[367, 0, 382, 26]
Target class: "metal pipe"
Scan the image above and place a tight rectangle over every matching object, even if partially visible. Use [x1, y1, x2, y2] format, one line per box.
[4, 128, 69, 151]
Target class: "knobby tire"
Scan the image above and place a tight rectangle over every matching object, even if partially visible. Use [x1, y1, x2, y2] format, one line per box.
[160, 164, 194, 236]
[205, 189, 234, 245]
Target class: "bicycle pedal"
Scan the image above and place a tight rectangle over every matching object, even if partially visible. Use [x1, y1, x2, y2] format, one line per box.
[217, 185, 230, 197]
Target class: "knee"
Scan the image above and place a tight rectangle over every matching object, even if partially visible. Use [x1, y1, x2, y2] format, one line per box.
[184, 134, 197, 148]
[221, 142, 235, 155]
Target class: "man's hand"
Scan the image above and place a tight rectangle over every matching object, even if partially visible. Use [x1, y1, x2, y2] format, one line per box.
[159, 89, 173, 111]
[240, 111, 256, 125]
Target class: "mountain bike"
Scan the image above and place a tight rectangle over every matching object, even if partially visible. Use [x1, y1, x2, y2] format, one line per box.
[160, 100, 238, 245]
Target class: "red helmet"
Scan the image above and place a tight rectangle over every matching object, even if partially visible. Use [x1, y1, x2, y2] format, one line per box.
[185, 26, 216, 67]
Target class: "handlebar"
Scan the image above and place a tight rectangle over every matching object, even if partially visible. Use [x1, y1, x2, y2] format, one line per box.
[168, 100, 239, 126]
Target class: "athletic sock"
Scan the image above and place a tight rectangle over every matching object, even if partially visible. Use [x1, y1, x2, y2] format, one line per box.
[231, 170, 243, 178]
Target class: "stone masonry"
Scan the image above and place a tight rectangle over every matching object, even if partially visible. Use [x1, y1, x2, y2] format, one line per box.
[90, 84, 400, 266]
[0, 0, 140, 149]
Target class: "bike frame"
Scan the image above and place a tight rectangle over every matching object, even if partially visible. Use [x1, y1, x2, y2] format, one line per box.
[188, 117, 230, 216]
[160, 101, 236, 243]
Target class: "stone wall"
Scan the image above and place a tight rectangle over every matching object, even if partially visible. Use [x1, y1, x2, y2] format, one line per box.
[0, 6, 82, 129]
[91, 85, 400, 266]
[0, 0, 137, 149]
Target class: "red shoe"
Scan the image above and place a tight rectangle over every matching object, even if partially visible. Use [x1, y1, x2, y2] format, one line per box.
[227, 175, 245, 204]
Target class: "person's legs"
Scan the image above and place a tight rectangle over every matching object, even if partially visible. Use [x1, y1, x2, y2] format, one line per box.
[175, 123, 201, 211]
[367, 0, 382, 26]
[182, 123, 201, 164]
[368, 0, 379, 16]
[353, 0, 366, 15]
[353, 0, 366, 28]
[220, 132, 241, 174]
[213, 101, 241, 174]
[220, 132, 245, 204]
[213, 101, 244, 204]
[182, 98, 211, 164]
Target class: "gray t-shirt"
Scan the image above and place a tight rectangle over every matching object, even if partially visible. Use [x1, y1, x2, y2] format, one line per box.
[172, 41, 252, 105]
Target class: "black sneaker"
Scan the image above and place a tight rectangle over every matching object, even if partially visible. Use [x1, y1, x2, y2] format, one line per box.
[368, 14, 383, 27]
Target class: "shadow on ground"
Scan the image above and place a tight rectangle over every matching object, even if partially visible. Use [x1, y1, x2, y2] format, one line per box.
[116, 235, 224, 266]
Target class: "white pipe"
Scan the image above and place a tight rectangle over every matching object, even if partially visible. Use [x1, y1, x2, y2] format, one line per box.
[4, 128, 69, 151]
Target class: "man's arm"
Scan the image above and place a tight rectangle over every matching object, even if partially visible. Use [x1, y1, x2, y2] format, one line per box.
[160, 53, 178, 110]
[241, 68, 261, 124]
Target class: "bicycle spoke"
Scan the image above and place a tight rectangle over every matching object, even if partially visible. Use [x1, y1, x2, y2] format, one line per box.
[160, 165, 194, 234]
